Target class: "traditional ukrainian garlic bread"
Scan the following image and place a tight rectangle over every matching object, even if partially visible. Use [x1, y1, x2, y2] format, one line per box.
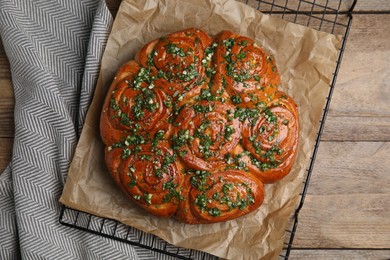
[100, 28, 299, 224]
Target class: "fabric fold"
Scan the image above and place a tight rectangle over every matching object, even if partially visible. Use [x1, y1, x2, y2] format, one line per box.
[0, 0, 149, 259]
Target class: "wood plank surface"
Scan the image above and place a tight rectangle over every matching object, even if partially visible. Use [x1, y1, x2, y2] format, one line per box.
[293, 142, 390, 248]
[0, 38, 14, 139]
[293, 13, 390, 252]
[322, 14, 390, 142]
[0, 37, 14, 173]
[306, 142, 390, 195]
[245, 0, 390, 13]
[0, 102, 13, 138]
[106, 0, 369, 13]
[295, 193, 390, 248]
[329, 14, 390, 119]
[1, 0, 390, 258]
[0, 138, 13, 173]
[289, 250, 390, 259]
[354, 1, 390, 12]
[0, 40, 11, 80]
[322, 116, 390, 142]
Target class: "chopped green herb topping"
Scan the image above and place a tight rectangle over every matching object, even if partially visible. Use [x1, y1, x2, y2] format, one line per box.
[162, 181, 184, 203]
[251, 138, 262, 155]
[250, 154, 279, 171]
[208, 207, 221, 217]
[206, 66, 217, 77]
[128, 178, 137, 188]
[230, 95, 242, 104]
[110, 98, 120, 111]
[224, 152, 249, 171]
[163, 96, 172, 108]
[151, 130, 165, 147]
[120, 112, 132, 127]
[231, 70, 252, 83]
[264, 108, 278, 124]
[133, 67, 152, 90]
[196, 88, 217, 101]
[234, 107, 261, 122]
[194, 120, 215, 159]
[176, 63, 199, 82]
[190, 170, 213, 191]
[165, 43, 187, 57]
[236, 52, 246, 60]
[194, 193, 207, 210]
[125, 133, 146, 146]
[224, 125, 235, 140]
[162, 154, 176, 169]
[147, 50, 157, 67]
[193, 104, 215, 113]
[132, 89, 159, 120]
[222, 38, 235, 47]
[192, 177, 255, 215]
[172, 129, 190, 150]
[142, 193, 153, 205]
[122, 148, 131, 159]
[240, 40, 247, 46]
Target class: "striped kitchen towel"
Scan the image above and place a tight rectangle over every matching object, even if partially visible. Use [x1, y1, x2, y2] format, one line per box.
[0, 0, 175, 259]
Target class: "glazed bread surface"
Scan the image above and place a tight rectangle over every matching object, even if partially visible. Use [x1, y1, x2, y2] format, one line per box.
[100, 28, 299, 224]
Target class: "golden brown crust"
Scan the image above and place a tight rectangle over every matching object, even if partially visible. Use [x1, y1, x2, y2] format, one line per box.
[100, 28, 299, 223]
[242, 91, 299, 183]
[105, 143, 184, 217]
[175, 169, 264, 224]
[172, 100, 242, 171]
[211, 31, 280, 102]
[100, 60, 142, 145]
[136, 28, 212, 96]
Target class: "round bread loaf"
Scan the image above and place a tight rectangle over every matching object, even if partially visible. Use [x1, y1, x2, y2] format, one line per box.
[100, 28, 299, 224]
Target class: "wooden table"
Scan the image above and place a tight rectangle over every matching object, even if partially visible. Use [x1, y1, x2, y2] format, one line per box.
[1, 1, 389, 259]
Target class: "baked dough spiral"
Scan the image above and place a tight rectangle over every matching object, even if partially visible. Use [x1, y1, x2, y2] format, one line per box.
[172, 100, 242, 171]
[211, 31, 280, 103]
[176, 169, 264, 224]
[242, 91, 299, 183]
[100, 28, 299, 224]
[105, 142, 184, 217]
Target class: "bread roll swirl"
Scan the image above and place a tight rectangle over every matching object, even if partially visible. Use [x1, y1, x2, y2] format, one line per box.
[172, 100, 242, 171]
[105, 142, 183, 217]
[176, 169, 264, 224]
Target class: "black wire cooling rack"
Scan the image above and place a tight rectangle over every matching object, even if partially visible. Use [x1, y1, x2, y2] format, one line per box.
[59, 0, 357, 259]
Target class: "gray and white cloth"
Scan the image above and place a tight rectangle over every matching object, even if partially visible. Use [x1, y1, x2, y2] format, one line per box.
[0, 0, 168, 259]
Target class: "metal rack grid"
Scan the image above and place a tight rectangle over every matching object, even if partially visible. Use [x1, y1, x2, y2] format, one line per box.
[59, 0, 357, 259]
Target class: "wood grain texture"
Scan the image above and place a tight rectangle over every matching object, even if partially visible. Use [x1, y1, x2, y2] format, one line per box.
[245, 0, 390, 13]
[0, 138, 13, 173]
[0, 36, 15, 173]
[0, 98, 14, 138]
[0, 40, 11, 80]
[308, 142, 390, 195]
[245, 0, 354, 12]
[294, 193, 390, 248]
[293, 15, 390, 249]
[294, 142, 390, 248]
[332, 16, 390, 107]
[354, 0, 390, 12]
[289, 250, 390, 259]
[323, 14, 390, 142]
[0, 35, 15, 132]
[322, 116, 390, 142]
[105, 0, 374, 14]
